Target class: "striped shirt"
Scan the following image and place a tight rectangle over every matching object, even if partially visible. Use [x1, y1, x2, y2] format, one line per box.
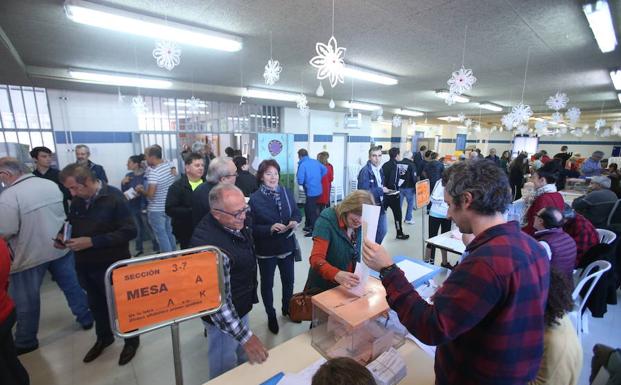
[147, 162, 175, 212]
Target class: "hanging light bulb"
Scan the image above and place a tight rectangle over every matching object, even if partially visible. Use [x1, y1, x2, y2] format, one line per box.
[316, 82, 325, 97]
[329, 98, 335, 109]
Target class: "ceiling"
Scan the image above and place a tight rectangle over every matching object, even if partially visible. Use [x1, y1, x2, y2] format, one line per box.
[1, 0, 620, 123]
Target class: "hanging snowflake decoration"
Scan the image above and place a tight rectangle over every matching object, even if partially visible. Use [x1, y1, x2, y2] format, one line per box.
[551, 112, 563, 123]
[545, 92, 569, 111]
[464, 118, 473, 128]
[457, 112, 466, 122]
[501, 113, 515, 130]
[444, 91, 458, 106]
[511, 103, 533, 124]
[566, 107, 581, 124]
[473, 124, 481, 133]
[186, 96, 203, 114]
[447, 66, 477, 95]
[612, 122, 621, 136]
[152, 40, 181, 71]
[594, 119, 607, 130]
[559, 126, 568, 135]
[371, 108, 383, 121]
[516, 124, 529, 135]
[131, 96, 148, 114]
[295, 93, 308, 116]
[309, 36, 346, 88]
[392, 115, 402, 127]
[263, 59, 282, 86]
[602, 128, 611, 138]
[572, 128, 584, 137]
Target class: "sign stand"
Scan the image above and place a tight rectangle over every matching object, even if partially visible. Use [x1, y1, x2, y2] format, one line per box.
[415, 179, 431, 259]
[105, 246, 226, 385]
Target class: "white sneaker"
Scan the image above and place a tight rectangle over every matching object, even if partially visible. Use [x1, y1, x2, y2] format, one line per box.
[405, 220, 415, 225]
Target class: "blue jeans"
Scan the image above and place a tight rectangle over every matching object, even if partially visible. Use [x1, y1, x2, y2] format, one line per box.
[9, 252, 92, 348]
[400, 188, 415, 221]
[376, 210, 387, 244]
[205, 315, 249, 379]
[147, 211, 176, 253]
[258, 254, 295, 317]
[130, 208, 158, 253]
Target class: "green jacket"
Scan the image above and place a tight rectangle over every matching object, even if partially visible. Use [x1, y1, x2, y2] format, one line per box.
[306, 208, 361, 291]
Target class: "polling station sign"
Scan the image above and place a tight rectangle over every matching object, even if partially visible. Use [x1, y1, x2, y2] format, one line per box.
[416, 179, 431, 208]
[109, 249, 222, 333]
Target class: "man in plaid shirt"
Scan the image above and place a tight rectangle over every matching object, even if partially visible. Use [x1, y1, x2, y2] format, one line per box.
[364, 160, 550, 385]
[562, 208, 599, 267]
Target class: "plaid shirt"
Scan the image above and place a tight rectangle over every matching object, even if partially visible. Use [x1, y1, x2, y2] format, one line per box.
[206, 252, 253, 345]
[563, 213, 599, 267]
[382, 221, 549, 385]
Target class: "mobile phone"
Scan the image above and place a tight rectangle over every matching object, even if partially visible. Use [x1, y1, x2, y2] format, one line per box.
[53, 238, 66, 247]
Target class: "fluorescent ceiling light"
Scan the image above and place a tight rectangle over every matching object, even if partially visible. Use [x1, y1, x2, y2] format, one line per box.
[245, 88, 299, 102]
[64, 0, 242, 52]
[68, 69, 172, 89]
[397, 108, 424, 117]
[437, 116, 462, 122]
[478, 102, 503, 112]
[343, 65, 398, 85]
[435, 89, 469, 103]
[611, 70, 621, 90]
[583, 0, 617, 53]
[343, 101, 382, 111]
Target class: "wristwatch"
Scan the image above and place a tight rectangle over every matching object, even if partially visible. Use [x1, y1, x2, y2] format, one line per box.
[379, 263, 398, 279]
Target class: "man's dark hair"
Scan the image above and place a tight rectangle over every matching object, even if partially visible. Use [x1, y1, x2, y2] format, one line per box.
[388, 147, 400, 159]
[129, 154, 145, 164]
[430, 152, 438, 160]
[184, 152, 204, 166]
[256, 159, 280, 184]
[311, 357, 376, 385]
[424, 150, 432, 158]
[539, 207, 563, 229]
[59, 163, 96, 185]
[419, 145, 427, 151]
[30, 146, 52, 159]
[146, 145, 162, 159]
[561, 146, 568, 151]
[544, 268, 574, 327]
[442, 160, 512, 215]
[233, 156, 247, 171]
[224, 147, 235, 157]
[536, 160, 561, 184]
[298, 148, 308, 157]
[368, 145, 382, 156]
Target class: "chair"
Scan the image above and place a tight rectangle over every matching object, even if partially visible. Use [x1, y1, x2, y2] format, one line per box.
[605, 198, 621, 228]
[570, 260, 612, 338]
[596, 228, 617, 245]
[330, 185, 344, 206]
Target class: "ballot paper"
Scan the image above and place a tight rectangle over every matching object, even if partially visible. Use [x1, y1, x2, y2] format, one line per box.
[395, 259, 434, 284]
[348, 204, 380, 297]
[123, 187, 137, 200]
[366, 347, 407, 385]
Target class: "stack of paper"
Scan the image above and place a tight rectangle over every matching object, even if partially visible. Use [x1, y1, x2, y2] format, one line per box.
[366, 348, 407, 385]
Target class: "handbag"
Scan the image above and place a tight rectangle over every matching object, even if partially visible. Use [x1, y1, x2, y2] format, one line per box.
[288, 286, 323, 322]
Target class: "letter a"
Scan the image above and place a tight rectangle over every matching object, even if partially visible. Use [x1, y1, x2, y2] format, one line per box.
[195, 275, 203, 284]
[167, 298, 175, 307]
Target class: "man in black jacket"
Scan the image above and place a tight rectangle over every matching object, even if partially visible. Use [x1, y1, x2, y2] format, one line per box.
[233, 156, 258, 197]
[381, 147, 409, 240]
[58, 164, 139, 366]
[192, 157, 238, 227]
[398, 151, 417, 225]
[190, 184, 268, 379]
[413, 145, 427, 177]
[165, 153, 205, 249]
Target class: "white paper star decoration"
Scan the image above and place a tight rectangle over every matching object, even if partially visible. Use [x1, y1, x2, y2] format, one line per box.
[545, 92, 569, 111]
[511, 103, 533, 124]
[309, 36, 346, 88]
[457, 113, 465, 122]
[131, 96, 148, 114]
[263, 59, 282, 86]
[612, 122, 621, 135]
[296, 93, 309, 115]
[551, 112, 563, 123]
[152, 40, 181, 71]
[464, 118, 472, 128]
[566, 107, 581, 125]
[444, 92, 457, 106]
[447, 66, 477, 95]
[595, 119, 607, 130]
[501, 113, 515, 130]
[392, 115, 402, 127]
[186, 96, 203, 114]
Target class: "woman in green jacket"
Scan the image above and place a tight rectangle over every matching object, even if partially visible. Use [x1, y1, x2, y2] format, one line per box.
[306, 190, 375, 291]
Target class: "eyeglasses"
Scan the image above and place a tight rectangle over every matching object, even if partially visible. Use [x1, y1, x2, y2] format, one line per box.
[213, 205, 250, 220]
[223, 173, 238, 178]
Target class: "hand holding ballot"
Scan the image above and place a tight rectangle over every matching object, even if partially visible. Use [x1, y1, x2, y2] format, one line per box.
[335, 271, 360, 289]
[362, 238, 394, 272]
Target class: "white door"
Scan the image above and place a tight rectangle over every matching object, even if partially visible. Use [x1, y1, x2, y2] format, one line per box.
[332, 134, 347, 199]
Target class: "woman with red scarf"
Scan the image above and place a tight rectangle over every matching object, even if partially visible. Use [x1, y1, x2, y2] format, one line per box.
[317, 151, 334, 212]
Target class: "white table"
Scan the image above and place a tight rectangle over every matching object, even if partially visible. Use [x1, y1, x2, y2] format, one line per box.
[204, 331, 435, 385]
[425, 231, 466, 255]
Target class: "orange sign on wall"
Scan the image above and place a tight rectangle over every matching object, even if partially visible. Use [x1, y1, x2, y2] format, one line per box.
[416, 179, 431, 208]
[111, 251, 221, 333]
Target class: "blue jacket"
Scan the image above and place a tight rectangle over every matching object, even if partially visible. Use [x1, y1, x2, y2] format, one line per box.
[249, 186, 302, 256]
[357, 161, 384, 208]
[297, 156, 327, 197]
[88, 160, 108, 183]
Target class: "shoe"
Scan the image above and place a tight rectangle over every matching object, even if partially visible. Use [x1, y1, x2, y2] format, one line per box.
[304, 232, 313, 237]
[118, 340, 140, 366]
[396, 233, 410, 240]
[405, 220, 415, 225]
[133, 251, 143, 258]
[81, 322, 94, 330]
[268, 316, 279, 334]
[303, 226, 311, 232]
[83, 338, 114, 363]
[16, 344, 38, 356]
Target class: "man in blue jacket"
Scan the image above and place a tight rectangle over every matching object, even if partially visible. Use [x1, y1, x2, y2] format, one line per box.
[357, 145, 388, 244]
[297, 149, 327, 237]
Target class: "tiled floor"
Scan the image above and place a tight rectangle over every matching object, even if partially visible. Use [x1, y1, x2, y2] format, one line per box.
[16, 208, 621, 385]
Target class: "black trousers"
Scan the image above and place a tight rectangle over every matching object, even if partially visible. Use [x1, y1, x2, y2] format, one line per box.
[0, 310, 29, 385]
[427, 216, 452, 259]
[304, 195, 320, 230]
[75, 263, 139, 346]
[384, 195, 404, 233]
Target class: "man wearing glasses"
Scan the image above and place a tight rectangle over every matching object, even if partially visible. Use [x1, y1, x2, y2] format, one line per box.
[192, 157, 238, 227]
[190, 184, 268, 379]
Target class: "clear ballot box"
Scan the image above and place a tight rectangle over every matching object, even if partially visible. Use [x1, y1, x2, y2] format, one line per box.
[310, 278, 406, 364]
